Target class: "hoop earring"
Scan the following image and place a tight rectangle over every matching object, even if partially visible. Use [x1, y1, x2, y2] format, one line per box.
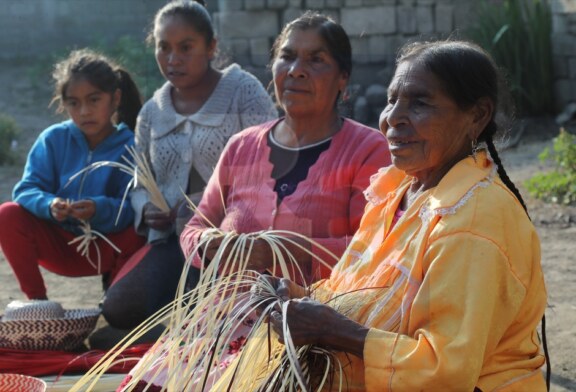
[472, 139, 479, 163]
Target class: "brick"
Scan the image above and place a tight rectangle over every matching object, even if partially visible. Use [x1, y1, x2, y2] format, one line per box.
[368, 34, 403, 63]
[398, 6, 417, 34]
[215, 11, 279, 39]
[553, 56, 569, 78]
[341, 6, 396, 36]
[569, 57, 576, 79]
[326, 0, 344, 7]
[416, 5, 434, 33]
[554, 79, 576, 107]
[435, 3, 453, 33]
[217, 0, 244, 11]
[345, 0, 363, 7]
[364, 0, 395, 5]
[10, 2, 35, 15]
[245, 0, 266, 10]
[282, 8, 305, 26]
[250, 37, 272, 66]
[288, 0, 303, 7]
[267, 0, 288, 9]
[306, 0, 325, 8]
[350, 36, 371, 64]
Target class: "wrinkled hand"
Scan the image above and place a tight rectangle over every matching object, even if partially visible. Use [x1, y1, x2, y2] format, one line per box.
[69, 199, 96, 220]
[50, 197, 70, 221]
[251, 276, 306, 316]
[269, 297, 332, 346]
[269, 297, 369, 358]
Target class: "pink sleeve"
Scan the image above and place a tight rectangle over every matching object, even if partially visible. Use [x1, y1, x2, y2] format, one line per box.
[309, 132, 391, 280]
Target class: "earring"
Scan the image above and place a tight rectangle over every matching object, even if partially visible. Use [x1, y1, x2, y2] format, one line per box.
[471, 139, 479, 163]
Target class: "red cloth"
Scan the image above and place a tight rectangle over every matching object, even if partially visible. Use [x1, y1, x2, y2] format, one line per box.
[0, 344, 152, 377]
[0, 202, 146, 299]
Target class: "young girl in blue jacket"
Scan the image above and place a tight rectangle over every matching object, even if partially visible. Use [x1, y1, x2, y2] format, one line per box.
[0, 49, 146, 300]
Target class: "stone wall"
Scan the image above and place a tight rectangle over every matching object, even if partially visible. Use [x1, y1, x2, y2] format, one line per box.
[0, 0, 165, 60]
[551, 0, 576, 111]
[213, 0, 473, 124]
[0, 0, 573, 119]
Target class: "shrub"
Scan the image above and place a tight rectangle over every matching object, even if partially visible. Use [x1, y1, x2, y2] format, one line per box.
[525, 129, 576, 205]
[466, 0, 553, 117]
[0, 114, 20, 166]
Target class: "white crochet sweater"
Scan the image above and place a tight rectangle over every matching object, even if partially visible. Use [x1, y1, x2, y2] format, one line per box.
[131, 64, 278, 242]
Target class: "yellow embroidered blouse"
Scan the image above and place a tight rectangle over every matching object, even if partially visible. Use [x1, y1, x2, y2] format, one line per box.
[318, 152, 547, 391]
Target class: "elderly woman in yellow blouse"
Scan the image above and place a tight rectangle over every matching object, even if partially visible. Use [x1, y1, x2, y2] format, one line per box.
[229, 40, 548, 392]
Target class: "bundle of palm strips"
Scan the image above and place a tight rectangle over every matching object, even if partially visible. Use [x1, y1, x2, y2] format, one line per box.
[69, 224, 347, 391]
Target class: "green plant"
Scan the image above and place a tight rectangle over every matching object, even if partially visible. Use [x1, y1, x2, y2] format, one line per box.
[0, 114, 21, 165]
[466, 0, 553, 116]
[525, 129, 576, 205]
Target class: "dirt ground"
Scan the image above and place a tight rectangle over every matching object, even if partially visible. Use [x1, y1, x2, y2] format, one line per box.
[0, 64, 574, 391]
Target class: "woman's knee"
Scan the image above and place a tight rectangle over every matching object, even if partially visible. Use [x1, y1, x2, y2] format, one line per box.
[101, 291, 147, 330]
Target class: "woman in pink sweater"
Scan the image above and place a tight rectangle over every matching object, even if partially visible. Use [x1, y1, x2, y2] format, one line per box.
[181, 117, 389, 284]
[180, 12, 390, 286]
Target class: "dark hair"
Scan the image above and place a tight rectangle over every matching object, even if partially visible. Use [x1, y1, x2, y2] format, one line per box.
[270, 11, 352, 78]
[51, 49, 142, 130]
[148, 0, 214, 46]
[396, 40, 527, 213]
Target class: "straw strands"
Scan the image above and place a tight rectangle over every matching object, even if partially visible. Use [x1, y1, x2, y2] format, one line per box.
[67, 220, 121, 274]
[66, 145, 169, 220]
[69, 227, 345, 391]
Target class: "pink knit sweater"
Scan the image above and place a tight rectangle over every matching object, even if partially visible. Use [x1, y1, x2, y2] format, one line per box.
[180, 118, 390, 283]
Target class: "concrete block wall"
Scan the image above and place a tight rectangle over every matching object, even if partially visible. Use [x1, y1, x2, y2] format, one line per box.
[213, 0, 470, 124]
[551, 0, 576, 110]
[0, 0, 166, 61]
[0, 0, 573, 117]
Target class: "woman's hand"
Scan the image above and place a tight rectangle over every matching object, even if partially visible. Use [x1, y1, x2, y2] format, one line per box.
[143, 202, 173, 231]
[50, 197, 69, 221]
[270, 298, 369, 358]
[69, 199, 96, 221]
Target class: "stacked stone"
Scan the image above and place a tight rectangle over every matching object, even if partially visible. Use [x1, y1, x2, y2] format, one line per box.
[214, 0, 462, 126]
[551, 0, 576, 112]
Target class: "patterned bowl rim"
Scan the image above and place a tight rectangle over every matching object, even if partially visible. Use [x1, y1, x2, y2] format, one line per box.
[0, 373, 47, 392]
[0, 308, 101, 351]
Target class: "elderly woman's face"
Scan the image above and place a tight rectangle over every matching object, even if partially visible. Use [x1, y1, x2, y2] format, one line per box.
[272, 28, 348, 117]
[379, 60, 477, 181]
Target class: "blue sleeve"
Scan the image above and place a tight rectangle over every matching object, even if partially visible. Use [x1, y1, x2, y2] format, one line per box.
[13, 132, 59, 221]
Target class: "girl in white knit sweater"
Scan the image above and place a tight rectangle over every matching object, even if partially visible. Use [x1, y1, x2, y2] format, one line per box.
[92, 0, 277, 346]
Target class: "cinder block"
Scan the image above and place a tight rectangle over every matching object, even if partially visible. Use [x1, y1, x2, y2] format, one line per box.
[341, 6, 396, 35]
[398, 6, 417, 34]
[215, 11, 279, 39]
[435, 3, 453, 33]
[416, 5, 434, 34]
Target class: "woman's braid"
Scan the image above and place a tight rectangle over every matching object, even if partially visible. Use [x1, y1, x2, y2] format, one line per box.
[485, 136, 529, 217]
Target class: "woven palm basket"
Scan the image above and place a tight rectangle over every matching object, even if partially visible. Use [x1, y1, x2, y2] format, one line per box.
[0, 373, 46, 392]
[0, 300, 100, 351]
